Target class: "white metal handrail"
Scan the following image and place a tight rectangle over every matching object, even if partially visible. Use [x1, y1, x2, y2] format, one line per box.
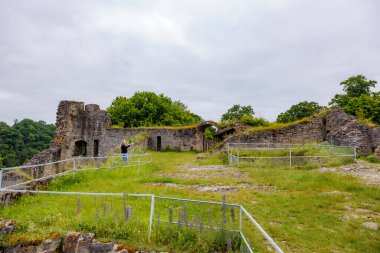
[0, 153, 153, 189]
[0, 188, 284, 252]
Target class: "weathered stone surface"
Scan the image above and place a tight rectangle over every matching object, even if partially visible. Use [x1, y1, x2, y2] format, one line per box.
[62, 231, 81, 253]
[39, 238, 62, 253]
[375, 147, 380, 160]
[116, 250, 129, 253]
[4, 238, 61, 253]
[76, 233, 95, 253]
[224, 113, 325, 145]
[224, 108, 377, 155]
[362, 222, 378, 230]
[325, 108, 372, 155]
[89, 241, 116, 253]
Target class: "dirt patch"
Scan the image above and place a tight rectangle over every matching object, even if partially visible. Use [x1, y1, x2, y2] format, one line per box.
[178, 165, 232, 171]
[148, 183, 276, 193]
[341, 204, 380, 221]
[157, 165, 249, 180]
[317, 161, 380, 187]
[319, 191, 351, 195]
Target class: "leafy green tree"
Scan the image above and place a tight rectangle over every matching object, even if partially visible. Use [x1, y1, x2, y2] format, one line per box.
[329, 75, 379, 124]
[204, 126, 217, 140]
[0, 119, 55, 168]
[220, 105, 254, 122]
[277, 101, 325, 123]
[107, 91, 203, 127]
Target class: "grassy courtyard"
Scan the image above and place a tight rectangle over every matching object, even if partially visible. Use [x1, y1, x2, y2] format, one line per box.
[0, 151, 379, 252]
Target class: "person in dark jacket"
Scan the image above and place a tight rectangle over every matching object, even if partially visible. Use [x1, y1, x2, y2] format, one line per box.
[121, 140, 131, 162]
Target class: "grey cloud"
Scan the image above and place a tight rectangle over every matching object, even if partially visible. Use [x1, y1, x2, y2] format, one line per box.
[0, 0, 379, 125]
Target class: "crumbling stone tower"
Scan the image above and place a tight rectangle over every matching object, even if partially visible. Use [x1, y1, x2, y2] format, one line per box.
[52, 101, 111, 160]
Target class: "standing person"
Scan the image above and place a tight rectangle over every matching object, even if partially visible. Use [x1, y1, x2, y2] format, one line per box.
[120, 140, 131, 162]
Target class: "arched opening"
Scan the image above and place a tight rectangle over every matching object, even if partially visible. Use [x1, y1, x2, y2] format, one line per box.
[197, 121, 220, 151]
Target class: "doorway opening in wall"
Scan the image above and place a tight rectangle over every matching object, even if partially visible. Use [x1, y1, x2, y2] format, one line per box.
[157, 136, 161, 151]
[93, 140, 99, 157]
[74, 140, 87, 156]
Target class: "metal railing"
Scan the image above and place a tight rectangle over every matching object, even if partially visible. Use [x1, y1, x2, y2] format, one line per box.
[0, 188, 284, 253]
[0, 153, 153, 189]
[0, 152, 285, 252]
[226, 142, 356, 167]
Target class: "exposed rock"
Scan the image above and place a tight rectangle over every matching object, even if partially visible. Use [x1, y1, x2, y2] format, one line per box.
[76, 233, 95, 253]
[62, 231, 81, 253]
[317, 161, 380, 186]
[39, 238, 62, 253]
[362, 222, 378, 230]
[224, 108, 378, 156]
[89, 241, 116, 253]
[4, 238, 62, 253]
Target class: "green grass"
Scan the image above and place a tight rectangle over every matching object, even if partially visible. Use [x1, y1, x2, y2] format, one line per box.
[229, 143, 355, 169]
[0, 151, 379, 252]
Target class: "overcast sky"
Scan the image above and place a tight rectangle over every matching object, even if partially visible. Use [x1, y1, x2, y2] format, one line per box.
[0, 0, 379, 125]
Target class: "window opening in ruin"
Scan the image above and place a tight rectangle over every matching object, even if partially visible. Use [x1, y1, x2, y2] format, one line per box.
[93, 140, 99, 157]
[74, 140, 87, 156]
[157, 136, 161, 151]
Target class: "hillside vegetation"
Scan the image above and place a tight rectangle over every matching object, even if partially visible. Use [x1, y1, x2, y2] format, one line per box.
[0, 152, 379, 252]
[0, 119, 55, 168]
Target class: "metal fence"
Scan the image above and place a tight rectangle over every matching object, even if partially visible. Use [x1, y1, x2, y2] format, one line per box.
[0, 153, 152, 189]
[0, 153, 285, 252]
[0, 189, 284, 253]
[226, 142, 356, 167]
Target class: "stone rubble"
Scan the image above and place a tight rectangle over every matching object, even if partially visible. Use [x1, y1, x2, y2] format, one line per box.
[149, 182, 276, 192]
[317, 160, 380, 186]
[1, 231, 169, 253]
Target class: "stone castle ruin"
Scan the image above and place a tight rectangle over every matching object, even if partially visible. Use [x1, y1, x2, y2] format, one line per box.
[46, 101, 219, 161]
[27, 100, 380, 166]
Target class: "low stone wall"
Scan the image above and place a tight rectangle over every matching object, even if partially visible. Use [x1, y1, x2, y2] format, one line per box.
[224, 108, 376, 156]
[1, 231, 159, 253]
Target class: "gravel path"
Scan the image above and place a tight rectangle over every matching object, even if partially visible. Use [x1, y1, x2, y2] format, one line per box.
[317, 161, 380, 187]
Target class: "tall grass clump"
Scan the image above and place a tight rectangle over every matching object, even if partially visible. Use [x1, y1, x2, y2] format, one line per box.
[228, 142, 355, 169]
[153, 195, 246, 253]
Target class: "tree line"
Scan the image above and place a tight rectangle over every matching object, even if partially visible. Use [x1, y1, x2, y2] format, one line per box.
[221, 74, 379, 125]
[0, 119, 55, 168]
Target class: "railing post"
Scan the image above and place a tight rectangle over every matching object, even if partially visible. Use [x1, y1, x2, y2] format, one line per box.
[354, 146, 357, 161]
[289, 148, 292, 167]
[149, 195, 155, 241]
[0, 169, 3, 189]
[138, 157, 140, 175]
[239, 205, 242, 233]
[73, 157, 77, 175]
[111, 155, 114, 169]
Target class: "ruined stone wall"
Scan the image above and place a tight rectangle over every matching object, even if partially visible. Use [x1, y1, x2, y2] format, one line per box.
[50, 101, 111, 159]
[224, 114, 326, 144]
[370, 127, 380, 150]
[101, 127, 203, 155]
[224, 108, 376, 155]
[325, 109, 373, 155]
[25, 101, 380, 167]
